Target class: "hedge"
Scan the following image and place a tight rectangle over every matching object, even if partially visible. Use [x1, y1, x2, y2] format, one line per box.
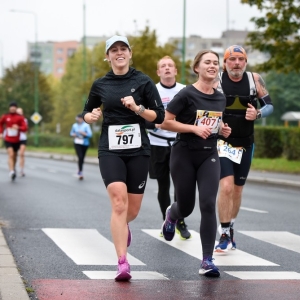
[25, 126, 300, 161]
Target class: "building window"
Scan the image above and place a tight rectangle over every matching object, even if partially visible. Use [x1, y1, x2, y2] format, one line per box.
[57, 58, 63, 64]
[212, 42, 222, 47]
[67, 48, 76, 57]
[56, 48, 63, 54]
[57, 67, 64, 74]
[188, 43, 195, 50]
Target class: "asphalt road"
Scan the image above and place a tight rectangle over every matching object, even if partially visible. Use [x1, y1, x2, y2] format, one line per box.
[0, 153, 300, 300]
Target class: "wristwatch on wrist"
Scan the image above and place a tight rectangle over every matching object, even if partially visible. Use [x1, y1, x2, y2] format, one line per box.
[135, 105, 145, 115]
[256, 110, 262, 119]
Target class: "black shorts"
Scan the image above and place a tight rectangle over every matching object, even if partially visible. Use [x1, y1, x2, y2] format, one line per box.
[5, 141, 20, 152]
[220, 144, 254, 186]
[99, 155, 149, 194]
[20, 140, 27, 145]
[149, 145, 171, 179]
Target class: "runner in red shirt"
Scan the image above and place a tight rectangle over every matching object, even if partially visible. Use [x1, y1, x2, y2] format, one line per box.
[0, 102, 27, 181]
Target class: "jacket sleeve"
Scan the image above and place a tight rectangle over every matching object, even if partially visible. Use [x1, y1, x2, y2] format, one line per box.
[82, 80, 102, 121]
[0, 115, 4, 134]
[70, 124, 75, 137]
[144, 120, 156, 129]
[85, 124, 93, 138]
[144, 79, 165, 124]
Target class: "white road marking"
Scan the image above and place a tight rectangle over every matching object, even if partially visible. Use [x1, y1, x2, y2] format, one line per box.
[225, 271, 300, 280]
[240, 206, 268, 213]
[142, 229, 278, 266]
[83, 271, 168, 280]
[239, 231, 300, 254]
[47, 169, 57, 173]
[42, 228, 145, 266]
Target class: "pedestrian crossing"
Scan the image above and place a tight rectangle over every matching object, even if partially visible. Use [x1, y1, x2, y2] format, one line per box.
[42, 228, 300, 280]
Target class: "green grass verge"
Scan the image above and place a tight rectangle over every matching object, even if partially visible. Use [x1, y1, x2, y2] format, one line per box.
[26, 146, 300, 174]
[251, 157, 300, 174]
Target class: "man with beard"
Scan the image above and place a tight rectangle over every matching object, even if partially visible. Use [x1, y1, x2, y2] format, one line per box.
[214, 45, 274, 252]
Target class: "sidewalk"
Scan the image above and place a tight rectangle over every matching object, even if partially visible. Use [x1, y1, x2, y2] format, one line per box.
[0, 149, 299, 299]
[22, 150, 300, 189]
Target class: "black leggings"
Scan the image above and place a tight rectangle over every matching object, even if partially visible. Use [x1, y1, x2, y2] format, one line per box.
[169, 141, 220, 257]
[74, 144, 88, 172]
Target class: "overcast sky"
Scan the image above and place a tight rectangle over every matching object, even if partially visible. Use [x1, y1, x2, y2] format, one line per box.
[0, 0, 262, 77]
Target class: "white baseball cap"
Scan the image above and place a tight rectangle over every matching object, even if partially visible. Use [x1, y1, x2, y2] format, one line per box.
[105, 35, 131, 53]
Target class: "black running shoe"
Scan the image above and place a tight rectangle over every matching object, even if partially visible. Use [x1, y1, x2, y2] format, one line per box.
[176, 219, 191, 240]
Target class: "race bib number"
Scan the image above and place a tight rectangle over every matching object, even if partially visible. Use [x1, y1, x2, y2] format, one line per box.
[217, 140, 243, 164]
[194, 110, 222, 134]
[74, 138, 84, 145]
[108, 124, 141, 150]
[7, 128, 18, 137]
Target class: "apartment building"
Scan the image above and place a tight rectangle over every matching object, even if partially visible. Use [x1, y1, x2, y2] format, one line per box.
[28, 40, 80, 79]
[168, 29, 269, 66]
[27, 30, 268, 79]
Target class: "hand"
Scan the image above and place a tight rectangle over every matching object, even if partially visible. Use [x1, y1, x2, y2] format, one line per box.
[121, 96, 139, 113]
[193, 125, 212, 139]
[12, 124, 19, 130]
[90, 107, 102, 122]
[155, 124, 162, 129]
[246, 103, 257, 121]
[220, 123, 231, 138]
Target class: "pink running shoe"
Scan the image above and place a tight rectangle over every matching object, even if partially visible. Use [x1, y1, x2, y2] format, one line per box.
[127, 224, 132, 247]
[115, 255, 131, 281]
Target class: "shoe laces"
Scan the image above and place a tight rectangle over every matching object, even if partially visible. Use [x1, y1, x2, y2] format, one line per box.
[118, 256, 130, 272]
[220, 233, 230, 243]
[202, 257, 215, 267]
[177, 220, 187, 230]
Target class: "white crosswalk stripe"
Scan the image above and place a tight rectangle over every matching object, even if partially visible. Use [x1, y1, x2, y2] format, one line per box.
[239, 231, 300, 254]
[143, 229, 278, 266]
[42, 228, 145, 265]
[83, 271, 169, 280]
[225, 271, 300, 280]
[42, 228, 300, 280]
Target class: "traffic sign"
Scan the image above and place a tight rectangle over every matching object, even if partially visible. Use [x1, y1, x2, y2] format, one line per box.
[30, 112, 42, 124]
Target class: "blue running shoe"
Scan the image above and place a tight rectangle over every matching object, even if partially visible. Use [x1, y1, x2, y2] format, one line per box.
[199, 258, 220, 277]
[230, 227, 236, 250]
[214, 233, 231, 252]
[161, 205, 177, 241]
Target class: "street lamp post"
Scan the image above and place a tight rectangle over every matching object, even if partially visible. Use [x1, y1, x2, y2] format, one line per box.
[181, 0, 186, 85]
[10, 10, 39, 146]
[82, 0, 87, 107]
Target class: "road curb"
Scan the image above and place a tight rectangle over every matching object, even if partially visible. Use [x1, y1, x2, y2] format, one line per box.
[0, 228, 30, 300]
[20, 150, 300, 189]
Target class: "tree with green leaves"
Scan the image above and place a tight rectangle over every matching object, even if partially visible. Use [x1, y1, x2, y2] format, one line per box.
[265, 71, 300, 125]
[0, 62, 53, 130]
[241, 0, 300, 73]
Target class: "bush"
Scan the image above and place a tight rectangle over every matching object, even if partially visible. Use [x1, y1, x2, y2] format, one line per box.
[27, 133, 74, 148]
[254, 126, 283, 158]
[282, 127, 300, 160]
[26, 132, 102, 149]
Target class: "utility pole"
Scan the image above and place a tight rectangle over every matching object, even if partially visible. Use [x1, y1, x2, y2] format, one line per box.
[82, 0, 87, 108]
[181, 0, 186, 84]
